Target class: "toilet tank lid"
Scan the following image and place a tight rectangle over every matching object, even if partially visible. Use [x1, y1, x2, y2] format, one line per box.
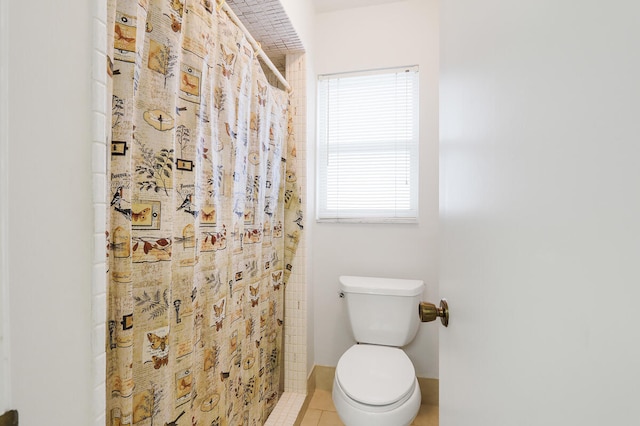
[339, 276, 424, 297]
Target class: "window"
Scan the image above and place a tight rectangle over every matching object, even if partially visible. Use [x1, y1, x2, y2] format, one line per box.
[317, 66, 419, 223]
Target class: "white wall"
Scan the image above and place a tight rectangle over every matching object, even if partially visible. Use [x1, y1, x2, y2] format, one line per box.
[279, 0, 316, 55]
[0, 0, 10, 414]
[312, 0, 440, 378]
[6, 0, 95, 424]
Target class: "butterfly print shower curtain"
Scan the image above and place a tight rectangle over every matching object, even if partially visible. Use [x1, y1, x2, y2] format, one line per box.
[105, 0, 302, 424]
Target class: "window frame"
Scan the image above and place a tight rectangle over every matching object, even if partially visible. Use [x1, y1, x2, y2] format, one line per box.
[316, 65, 420, 224]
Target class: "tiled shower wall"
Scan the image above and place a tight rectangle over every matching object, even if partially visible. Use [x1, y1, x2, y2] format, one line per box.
[263, 52, 309, 426]
[284, 52, 308, 394]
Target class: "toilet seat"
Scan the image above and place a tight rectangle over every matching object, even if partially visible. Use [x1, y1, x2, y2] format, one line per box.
[336, 344, 416, 409]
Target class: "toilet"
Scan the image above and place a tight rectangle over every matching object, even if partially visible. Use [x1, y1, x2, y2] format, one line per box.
[333, 276, 424, 426]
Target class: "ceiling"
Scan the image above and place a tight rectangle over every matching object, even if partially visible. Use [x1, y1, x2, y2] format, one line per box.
[312, 0, 406, 13]
[224, 0, 405, 75]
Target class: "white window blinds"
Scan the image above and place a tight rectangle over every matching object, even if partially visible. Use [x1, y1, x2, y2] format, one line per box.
[317, 66, 419, 222]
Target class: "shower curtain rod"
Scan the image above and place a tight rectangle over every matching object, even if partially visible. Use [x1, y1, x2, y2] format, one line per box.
[218, 0, 292, 92]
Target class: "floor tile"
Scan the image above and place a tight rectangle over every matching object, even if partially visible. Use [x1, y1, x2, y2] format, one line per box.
[300, 389, 438, 426]
[300, 408, 323, 426]
[411, 404, 439, 426]
[308, 389, 336, 412]
[317, 410, 345, 426]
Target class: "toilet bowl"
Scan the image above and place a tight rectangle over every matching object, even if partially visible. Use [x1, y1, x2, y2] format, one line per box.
[333, 276, 425, 426]
[332, 344, 421, 426]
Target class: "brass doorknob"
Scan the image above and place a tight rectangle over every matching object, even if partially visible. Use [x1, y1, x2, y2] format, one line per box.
[419, 299, 449, 327]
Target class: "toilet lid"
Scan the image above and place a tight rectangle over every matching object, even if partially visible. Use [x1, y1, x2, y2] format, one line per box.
[336, 345, 415, 406]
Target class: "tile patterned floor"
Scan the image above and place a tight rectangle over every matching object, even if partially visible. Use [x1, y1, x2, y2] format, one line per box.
[299, 389, 439, 426]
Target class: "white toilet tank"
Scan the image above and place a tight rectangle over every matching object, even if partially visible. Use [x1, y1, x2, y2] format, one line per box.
[340, 276, 425, 347]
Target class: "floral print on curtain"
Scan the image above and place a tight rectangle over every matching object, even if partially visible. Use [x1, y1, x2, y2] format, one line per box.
[105, 0, 302, 424]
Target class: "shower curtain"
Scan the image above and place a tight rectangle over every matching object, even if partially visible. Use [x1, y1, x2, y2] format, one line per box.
[105, 0, 302, 424]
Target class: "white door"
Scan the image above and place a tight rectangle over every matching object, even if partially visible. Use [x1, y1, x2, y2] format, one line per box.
[439, 1, 640, 425]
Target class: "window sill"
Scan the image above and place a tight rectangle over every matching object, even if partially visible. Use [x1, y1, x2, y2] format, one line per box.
[316, 217, 418, 224]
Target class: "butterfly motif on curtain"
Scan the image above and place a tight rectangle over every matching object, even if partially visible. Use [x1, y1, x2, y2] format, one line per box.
[201, 209, 215, 222]
[249, 285, 259, 307]
[271, 271, 282, 290]
[257, 81, 267, 106]
[213, 299, 225, 331]
[115, 24, 135, 44]
[131, 207, 151, 223]
[166, 12, 181, 32]
[182, 73, 197, 89]
[220, 45, 235, 78]
[171, 0, 184, 16]
[152, 354, 168, 369]
[147, 332, 168, 351]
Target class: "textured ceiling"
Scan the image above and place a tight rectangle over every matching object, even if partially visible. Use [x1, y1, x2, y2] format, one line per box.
[225, 0, 304, 74]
